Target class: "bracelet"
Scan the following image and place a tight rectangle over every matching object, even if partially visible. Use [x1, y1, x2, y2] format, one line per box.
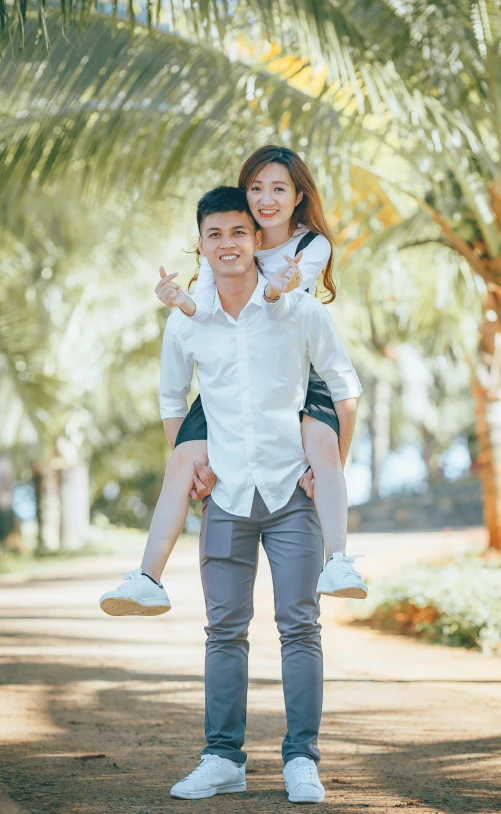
[263, 286, 282, 303]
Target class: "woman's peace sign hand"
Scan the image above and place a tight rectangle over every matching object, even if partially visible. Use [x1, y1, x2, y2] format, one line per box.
[265, 250, 303, 295]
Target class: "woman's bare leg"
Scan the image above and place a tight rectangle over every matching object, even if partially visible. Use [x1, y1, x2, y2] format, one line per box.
[141, 440, 208, 582]
[301, 415, 347, 562]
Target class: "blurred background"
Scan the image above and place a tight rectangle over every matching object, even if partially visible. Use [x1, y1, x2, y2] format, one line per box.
[1, 2, 501, 653]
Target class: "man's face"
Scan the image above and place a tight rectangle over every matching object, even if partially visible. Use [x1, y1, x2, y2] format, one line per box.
[198, 211, 262, 278]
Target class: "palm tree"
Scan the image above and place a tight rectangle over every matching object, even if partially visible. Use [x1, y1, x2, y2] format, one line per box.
[5, 3, 501, 545]
[339, 207, 483, 497]
[0, 14, 348, 209]
[0, 10, 362, 551]
[136, 0, 501, 548]
[0, 206, 64, 551]
[0, 176, 175, 552]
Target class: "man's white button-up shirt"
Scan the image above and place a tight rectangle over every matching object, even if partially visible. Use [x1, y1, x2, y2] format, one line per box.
[159, 274, 362, 518]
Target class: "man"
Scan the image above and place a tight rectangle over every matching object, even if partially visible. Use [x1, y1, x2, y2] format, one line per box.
[159, 186, 361, 803]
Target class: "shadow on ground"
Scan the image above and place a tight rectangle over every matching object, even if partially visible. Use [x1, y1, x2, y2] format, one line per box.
[0, 659, 500, 814]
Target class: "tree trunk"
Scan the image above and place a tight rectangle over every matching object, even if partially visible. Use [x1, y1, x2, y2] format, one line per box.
[33, 461, 61, 554]
[421, 428, 444, 483]
[472, 377, 501, 550]
[370, 378, 392, 499]
[60, 464, 90, 550]
[472, 292, 501, 550]
[0, 454, 22, 551]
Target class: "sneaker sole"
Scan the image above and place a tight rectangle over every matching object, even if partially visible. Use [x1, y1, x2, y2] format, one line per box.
[285, 783, 325, 803]
[170, 781, 246, 799]
[287, 791, 325, 803]
[99, 596, 171, 616]
[316, 583, 368, 599]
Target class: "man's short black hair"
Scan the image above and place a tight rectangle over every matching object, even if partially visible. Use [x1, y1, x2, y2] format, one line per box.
[197, 186, 258, 233]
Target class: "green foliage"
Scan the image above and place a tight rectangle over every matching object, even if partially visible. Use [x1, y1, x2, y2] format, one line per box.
[354, 556, 501, 655]
[5, 3, 501, 251]
[0, 1, 495, 515]
[0, 14, 344, 209]
[92, 469, 161, 530]
[0, 177, 167, 457]
[337, 216, 482, 458]
[0, 524, 148, 573]
[0, 192, 67, 455]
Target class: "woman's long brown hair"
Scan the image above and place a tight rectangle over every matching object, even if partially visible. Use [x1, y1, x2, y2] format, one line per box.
[238, 145, 336, 302]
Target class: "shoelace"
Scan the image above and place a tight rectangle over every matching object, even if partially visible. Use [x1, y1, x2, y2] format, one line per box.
[122, 568, 142, 581]
[184, 754, 221, 780]
[289, 758, 317, 783]
[329, 554, 364, 574]
[121, 568, 164, 591]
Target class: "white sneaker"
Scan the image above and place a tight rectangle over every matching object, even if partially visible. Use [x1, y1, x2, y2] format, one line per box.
[283, 756, 325, 803]
[170, 754, 246, 799]
[99, 568, 171, 616]
[316, 553, 368, 599]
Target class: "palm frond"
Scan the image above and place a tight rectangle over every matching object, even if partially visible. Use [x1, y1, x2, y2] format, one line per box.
[4, 3, 491, 117]
[341, 210, 483, 359]
[1, 14, 348, 207]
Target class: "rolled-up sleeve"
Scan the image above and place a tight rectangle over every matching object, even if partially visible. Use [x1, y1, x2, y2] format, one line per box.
[263, 234, 332, 319]
[189, 256, 216, 323]
[158, 315, 194, 419]
[304, 299, 363, 403]
[264, 288, 303, 319]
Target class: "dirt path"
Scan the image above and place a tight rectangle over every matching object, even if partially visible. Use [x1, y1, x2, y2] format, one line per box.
[1, 529, 500, 814]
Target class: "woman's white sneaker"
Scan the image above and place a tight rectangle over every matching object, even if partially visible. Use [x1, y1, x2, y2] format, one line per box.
[316, 553, 368, 599]
[283, 756, 325, 803]
[99, 568, 171, 616]
[170, 754, 246, 799]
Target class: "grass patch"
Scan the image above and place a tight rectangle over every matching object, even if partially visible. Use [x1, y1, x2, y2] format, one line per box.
[0, 525, 198, 578]
[351, 555, 501, 656]
[0, 544, 109, 578]
[0, 526, 144, 577]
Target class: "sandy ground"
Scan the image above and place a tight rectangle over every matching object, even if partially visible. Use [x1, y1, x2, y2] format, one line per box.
[0, 527, 500, 814]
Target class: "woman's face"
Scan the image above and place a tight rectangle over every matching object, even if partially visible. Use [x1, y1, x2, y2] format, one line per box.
[246, 162, 303, 230]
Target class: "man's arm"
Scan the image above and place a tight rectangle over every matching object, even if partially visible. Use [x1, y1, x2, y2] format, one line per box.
[162, 417, 216, 498]
[298, 395, 358, 499]
[163, 418, 184, 450]
[159, 316, 194, 424]
[304, 299, 362, 463]
[305, 300, 362, 401]
[159, 325, 216, 498]
[334, 397, 358, 467]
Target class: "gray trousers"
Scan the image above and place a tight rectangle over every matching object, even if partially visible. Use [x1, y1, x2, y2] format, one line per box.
[199, 486, 324, 765]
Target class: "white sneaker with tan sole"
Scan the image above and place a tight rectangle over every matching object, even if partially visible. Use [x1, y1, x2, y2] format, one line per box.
[170, 754, 246, 800]
[283, 756, 325, 803]
[316, 553, 368, 599]
[99, 568, 171, 616]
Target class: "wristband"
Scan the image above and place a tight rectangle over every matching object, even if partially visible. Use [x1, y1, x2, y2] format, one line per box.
[263, 286, 282, 303]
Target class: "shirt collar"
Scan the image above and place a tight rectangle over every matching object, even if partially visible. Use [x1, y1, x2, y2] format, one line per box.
[211, 272, 267, 317]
